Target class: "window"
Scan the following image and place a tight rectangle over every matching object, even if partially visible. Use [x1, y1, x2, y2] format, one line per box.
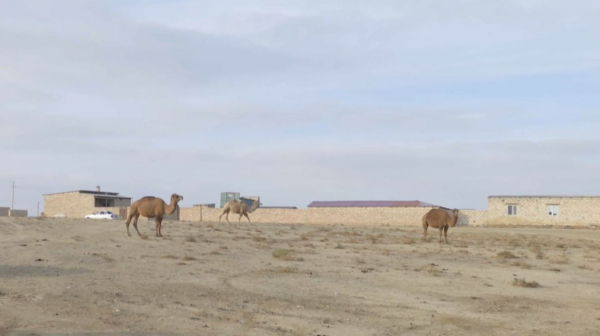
[508, 205, 518, 216]
[548, 205, 559, 216]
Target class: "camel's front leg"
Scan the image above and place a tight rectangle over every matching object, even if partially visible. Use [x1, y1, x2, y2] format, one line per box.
[444, 226, 449, 244]
[244, 213, 251, 223]
[438, 227, 443, 244]
[157, 216, 164, 237]
[423, 225, 428, 241]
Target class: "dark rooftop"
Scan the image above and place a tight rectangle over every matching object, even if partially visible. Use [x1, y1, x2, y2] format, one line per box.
[261, 206, 298, 209]
[489, 195, 600, 198]
[307, 200, 440, 208]
[44, 190, 125, 197]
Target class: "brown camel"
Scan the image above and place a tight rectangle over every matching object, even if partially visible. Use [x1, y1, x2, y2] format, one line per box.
[422, 208, 459, 243]
[126, 193, 184, 237]
[219, 199, 260, 224]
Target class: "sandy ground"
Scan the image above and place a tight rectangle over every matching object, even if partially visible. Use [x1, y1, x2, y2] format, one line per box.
[1, 217, 600, 336]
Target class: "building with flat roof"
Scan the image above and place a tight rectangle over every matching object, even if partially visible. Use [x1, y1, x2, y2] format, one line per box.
[43, 188, 131, 219]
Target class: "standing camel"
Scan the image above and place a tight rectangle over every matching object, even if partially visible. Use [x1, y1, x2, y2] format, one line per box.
[219, 199, 260, 224]
[126, 193, 184, 237]
[422, 208, 459, 243]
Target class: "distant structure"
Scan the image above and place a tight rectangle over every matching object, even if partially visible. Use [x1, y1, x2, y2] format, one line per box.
[307, 200, 441, 208]
[43, 187, 131, 218]
[220, 192, 240, 208]
[240, 196, 260, 208]
[193, 203, 215, 208]
[0, 206, 28, 218]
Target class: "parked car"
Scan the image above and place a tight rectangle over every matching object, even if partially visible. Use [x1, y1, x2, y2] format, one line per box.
[85, 211, 119, 220]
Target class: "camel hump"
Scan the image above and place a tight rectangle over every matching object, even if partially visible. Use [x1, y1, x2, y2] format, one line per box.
[141, 196, 156, 201]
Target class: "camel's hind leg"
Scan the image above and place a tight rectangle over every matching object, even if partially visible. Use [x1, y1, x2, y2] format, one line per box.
[132, 214, 142, 236]
[243, 213, 251, 223]
[444, 226, 449, 244]
[422, 220, 429, 241]
[126, 214, 133, 236]
[438, 227, 443, 244]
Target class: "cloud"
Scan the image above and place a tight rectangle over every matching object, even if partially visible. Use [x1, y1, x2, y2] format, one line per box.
[0, 1, 599, 214]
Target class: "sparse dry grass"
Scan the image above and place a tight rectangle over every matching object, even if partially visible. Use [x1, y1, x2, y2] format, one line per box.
[182, 255, 198, 261]
[511, 261, 532, 269]
[414, 263, 444, 276]
[497, 251, 518, 259]
[512, 278, 540, 288]
[161, 255, 178, 259]
[401, 237, 415, 245]
[184, 236, 197, 243]
[272, 249, 293, 259]
[550, 256, 570, 264]
[335, 243, 344, 249]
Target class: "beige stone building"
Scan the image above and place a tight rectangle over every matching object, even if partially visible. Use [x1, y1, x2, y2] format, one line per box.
[43, 189, 131, 219]
[479, 196, 600, 226]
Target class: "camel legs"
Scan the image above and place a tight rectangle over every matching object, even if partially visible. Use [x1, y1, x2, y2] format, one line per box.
[126, 215, 133, 236]
[422, 224, 428, 241]
[132, 214, 142, 236]
[443, 226, 449, 244]
[155, 216, 164, 237]
[126, 213, 141, 237]
[438, 227, 443, 244]
[239, 213, 243, 223]
[243, 213, 251, 223]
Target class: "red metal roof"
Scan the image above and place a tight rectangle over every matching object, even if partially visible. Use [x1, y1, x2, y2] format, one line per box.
[307, 200, 440, 208]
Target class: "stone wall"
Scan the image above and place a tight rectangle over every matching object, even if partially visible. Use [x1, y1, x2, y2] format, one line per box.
[458, 210, 488, 226]
[8, 209, 28, 217]
[181, 206, 441, 226]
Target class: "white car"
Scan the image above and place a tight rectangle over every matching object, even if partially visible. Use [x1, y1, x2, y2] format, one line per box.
[85, 211, 119, 220]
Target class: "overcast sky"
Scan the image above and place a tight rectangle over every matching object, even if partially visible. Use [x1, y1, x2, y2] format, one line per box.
[1, 0, 599, 214]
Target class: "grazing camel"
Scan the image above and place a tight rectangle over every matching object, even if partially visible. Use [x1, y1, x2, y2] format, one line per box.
[422, 208, 459, 243]
[126, 193, 184, 237]
[219, 199, 260, 224]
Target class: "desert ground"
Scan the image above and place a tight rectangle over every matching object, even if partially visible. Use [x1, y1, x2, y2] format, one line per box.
[1, 217, 600, 336]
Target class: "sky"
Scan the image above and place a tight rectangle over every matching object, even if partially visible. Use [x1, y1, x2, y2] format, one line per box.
[1, 0, 599, 214]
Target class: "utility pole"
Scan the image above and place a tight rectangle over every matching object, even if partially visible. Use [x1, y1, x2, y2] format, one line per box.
[37, 202, 40, 217]
[10, 181, 15, 210]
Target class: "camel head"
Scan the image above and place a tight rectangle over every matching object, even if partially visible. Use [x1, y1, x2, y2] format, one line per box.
[450, 209, 459, 227]
[248, 200, 261, 213]
[171, 193, 184, 204]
